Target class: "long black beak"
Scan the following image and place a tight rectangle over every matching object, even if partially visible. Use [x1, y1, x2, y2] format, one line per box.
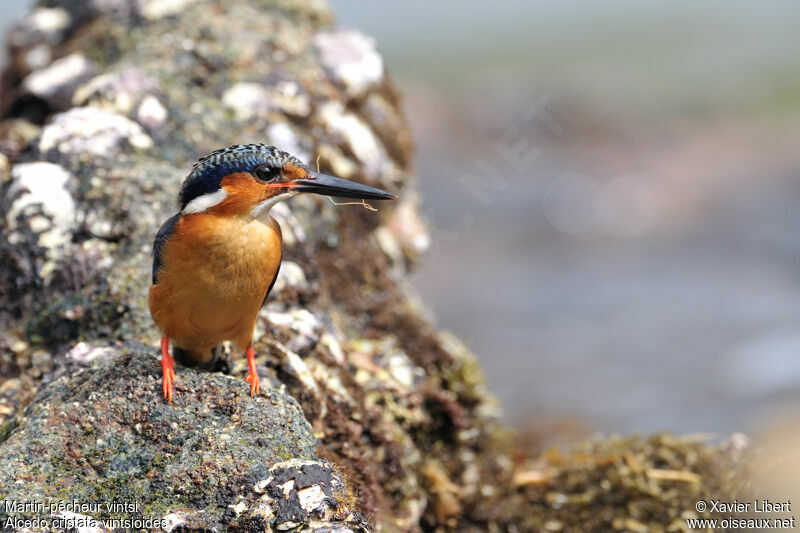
[292, 172, 397, 200]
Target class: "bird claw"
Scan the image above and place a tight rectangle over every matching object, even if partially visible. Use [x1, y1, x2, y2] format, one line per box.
[245, 370, 260, 396]
[162, 367, 175, 403]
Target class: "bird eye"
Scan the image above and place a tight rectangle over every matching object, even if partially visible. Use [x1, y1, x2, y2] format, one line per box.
[254, 165, 280, 182]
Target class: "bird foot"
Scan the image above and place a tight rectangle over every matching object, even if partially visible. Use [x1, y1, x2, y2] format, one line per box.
[161, 335, 176, 403]
[245, 345, 260, 396]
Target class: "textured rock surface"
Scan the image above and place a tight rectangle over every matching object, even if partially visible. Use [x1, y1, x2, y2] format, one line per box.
[0, 351, 369, 531]
[0, 0, 750, 532]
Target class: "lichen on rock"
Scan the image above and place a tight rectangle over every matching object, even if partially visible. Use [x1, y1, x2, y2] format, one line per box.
[22, 52, 96, 109]
[6, 161, 76, 272]
[39, 106, 153, 157]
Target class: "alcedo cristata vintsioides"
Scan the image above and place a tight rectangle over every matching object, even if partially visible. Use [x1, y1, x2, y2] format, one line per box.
[148, 144, 396, 402]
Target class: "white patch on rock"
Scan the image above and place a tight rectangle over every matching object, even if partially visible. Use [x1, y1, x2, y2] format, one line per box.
[22, 53, 95, 107]
[316, 144, 358, 179]
[66, 342, 118, 365]
[311, 362, 350, 401]
[265, 308, 319, 329]
[25, 44, 52, 71]
[28, 214, 51, 232]
[136, 94, 168, 130]
[254, 476, 273, 494]
[284, 350, 318, 394]
[314, 30, 384, 97]
[280, 479, 296, 498]
[264, 308, 323, 354]
[297, 484, 326, 513]
[373, 226, 404, 269]
[73, 67, 159, 113]
[222, 82, 268, 120]
[318, 101, 386, 178]
[387, 351, 417, 389]
[271, 260, 308, 294]
[7, 162, 76, 257]
[268, 340, 319, 394]
[387, 196, 431, 256]
[39, 106, 153, 156]
[223, 81, 312, 122]
[249, 500, 275, 523]
[22, 7, 71, 37]
[228, 500, 247, 517]
[161, 513, 187, 533]
[139, 0, 197, 20]
[319, 332, 345, 365]
[269, 81, 311, 117]
[270, 459, 321, 470]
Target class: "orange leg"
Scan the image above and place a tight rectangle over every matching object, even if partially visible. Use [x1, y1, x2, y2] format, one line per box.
[161, 335, 176, 403]
[244, 345, 260, 397]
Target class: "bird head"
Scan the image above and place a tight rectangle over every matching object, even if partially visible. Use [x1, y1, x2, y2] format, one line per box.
[178, 144, 396, 218]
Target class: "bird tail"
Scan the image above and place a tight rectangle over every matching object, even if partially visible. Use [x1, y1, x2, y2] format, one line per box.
[173, 344, 230, 373]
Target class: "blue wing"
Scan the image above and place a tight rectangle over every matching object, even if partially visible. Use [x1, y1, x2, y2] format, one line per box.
[152, 214, 180, 285]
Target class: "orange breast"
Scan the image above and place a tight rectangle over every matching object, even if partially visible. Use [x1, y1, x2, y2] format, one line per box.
[148, 213, 282, 360]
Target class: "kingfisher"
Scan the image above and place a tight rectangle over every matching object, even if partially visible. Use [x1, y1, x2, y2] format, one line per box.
[148, 144, 396, 403]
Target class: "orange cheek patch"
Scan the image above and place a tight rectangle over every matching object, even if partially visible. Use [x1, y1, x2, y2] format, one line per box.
[282, 163, 308, 182]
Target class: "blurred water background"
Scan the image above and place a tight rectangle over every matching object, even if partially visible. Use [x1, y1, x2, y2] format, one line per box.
[3, 1, 800, 439]
[333, 1, 800, 440]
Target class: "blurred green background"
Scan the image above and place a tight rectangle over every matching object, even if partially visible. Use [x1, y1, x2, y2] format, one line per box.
[4, 1, 800, 439]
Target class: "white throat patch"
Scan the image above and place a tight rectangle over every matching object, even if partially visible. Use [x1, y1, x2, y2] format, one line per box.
[182, 189, 228, 214]
[250, 191, 298, 221]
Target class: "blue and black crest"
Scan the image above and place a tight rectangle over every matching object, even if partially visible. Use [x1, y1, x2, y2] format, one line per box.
[178, 144, 306, 209]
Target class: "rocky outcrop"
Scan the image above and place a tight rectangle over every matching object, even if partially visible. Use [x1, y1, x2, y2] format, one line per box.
[0, 351, 369, 531]
[0, 1, 501, 531]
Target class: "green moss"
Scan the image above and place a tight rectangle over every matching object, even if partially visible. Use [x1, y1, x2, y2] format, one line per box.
[0, 417, 18, 444]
